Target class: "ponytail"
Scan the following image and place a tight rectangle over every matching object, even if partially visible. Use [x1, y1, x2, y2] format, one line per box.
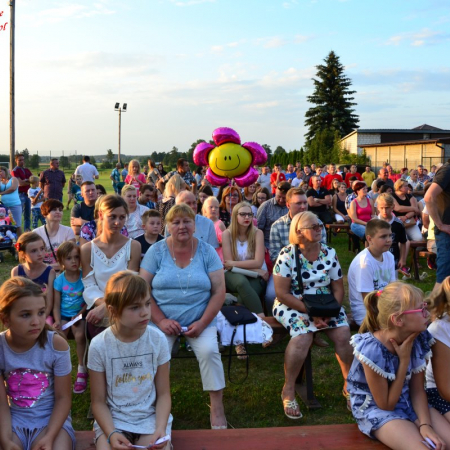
[359, 291, 381, 333]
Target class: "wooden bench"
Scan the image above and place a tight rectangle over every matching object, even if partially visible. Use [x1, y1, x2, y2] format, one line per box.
[326, 223, 349, 244]
[74, 425, 388, 449]
[347, 230, 364, 253]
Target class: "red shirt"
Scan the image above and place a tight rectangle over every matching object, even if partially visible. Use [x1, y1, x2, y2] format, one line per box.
[322, 174, 343, 190]
[270, 172, 286, 194]
[388, 173, 401, 183]
[11, 166, 32, 194]
[344, 172, 363, 187]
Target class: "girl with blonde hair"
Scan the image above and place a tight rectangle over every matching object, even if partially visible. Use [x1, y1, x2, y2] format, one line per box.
[125, 159, 146, 189]
[347, 282, 450, 449]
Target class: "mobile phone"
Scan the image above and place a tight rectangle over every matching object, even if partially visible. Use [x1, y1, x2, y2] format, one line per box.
[130, 434, 171, 448]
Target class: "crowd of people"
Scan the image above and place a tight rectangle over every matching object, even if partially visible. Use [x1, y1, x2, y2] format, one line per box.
[1, 154, 450, 450]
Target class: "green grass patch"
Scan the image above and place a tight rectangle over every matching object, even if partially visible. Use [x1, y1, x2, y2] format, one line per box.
[0, 172, 437, 430]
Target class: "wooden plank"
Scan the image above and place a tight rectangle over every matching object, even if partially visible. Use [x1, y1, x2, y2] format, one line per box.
[75, 425, 388, 450]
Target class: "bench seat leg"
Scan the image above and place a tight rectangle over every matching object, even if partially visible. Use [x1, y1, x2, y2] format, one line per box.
[295, 349, 321, 409]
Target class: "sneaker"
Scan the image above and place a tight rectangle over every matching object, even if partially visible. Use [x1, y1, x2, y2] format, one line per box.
[73, 372, 88, 394]
[399, 266, 411, 278]
[427, 258, 437, 270]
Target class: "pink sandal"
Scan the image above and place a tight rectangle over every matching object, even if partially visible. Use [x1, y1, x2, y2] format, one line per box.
[73, 372, 88, 394]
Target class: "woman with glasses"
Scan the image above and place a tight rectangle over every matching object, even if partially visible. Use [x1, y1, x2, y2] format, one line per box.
[347, 282, 450, 449]
[348, 181, 375, 239]
[222, 203, 269, 357]
[251, 187, 270, 217]
[218, 186, 242, 228]
[273, 211, 352, 419]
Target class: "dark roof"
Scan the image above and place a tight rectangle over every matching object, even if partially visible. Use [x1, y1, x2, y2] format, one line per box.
[354, 129, 450, 133]
[412, 124, 443, 131]
[360, 137, 450, 148]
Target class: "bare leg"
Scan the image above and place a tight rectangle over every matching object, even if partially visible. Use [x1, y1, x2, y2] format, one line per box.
[429, 407, 450, 446]
[374, 419, 430, 450]
[323, 326, 353, 392]
[282, 333, 313, 417]
[72, 320, 87, 367]
[209, 389, 226, 428]
[32, 427, 72, 450]
[0, 432, 23, 450]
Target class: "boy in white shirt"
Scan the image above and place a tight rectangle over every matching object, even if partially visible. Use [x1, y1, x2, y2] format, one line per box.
[348, 219, 396, 325]
[28, 176, 46, 228]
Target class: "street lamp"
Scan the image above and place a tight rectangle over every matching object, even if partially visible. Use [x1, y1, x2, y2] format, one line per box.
[114, 103, 127, 164]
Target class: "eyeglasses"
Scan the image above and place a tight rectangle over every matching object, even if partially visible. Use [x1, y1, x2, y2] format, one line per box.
[238, 212, 253, 218]
[398, 302, 428, 319]
[298, 223, 324, 232]
[228, 194, 240, 199]
[257, 196, 267, 200]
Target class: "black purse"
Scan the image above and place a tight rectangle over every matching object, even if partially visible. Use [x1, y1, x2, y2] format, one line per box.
[294, 245, 341, 318]
[220, 305, 257, 383]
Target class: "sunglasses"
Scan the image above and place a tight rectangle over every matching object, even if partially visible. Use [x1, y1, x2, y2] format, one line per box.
[298, 223, 324, 232]
[238, 212, 253, 218]
[398, 302, 428, 319]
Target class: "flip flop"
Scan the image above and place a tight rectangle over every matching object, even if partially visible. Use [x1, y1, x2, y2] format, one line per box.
[281, 394, 303, 420]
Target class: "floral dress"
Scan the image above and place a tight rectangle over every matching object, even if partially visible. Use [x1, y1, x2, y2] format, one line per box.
[272, 243, 347, 336]
[347, 331, 435, 438]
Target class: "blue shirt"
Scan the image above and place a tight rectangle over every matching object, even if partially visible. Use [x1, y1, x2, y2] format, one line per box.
[54, 271, 85, 318]
[141, 239, 223, 327]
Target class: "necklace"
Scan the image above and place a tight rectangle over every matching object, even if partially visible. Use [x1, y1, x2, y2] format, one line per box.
[237, 237, 246, 247]
[171, 239, 194, 295]
[111, 326, 146, 363]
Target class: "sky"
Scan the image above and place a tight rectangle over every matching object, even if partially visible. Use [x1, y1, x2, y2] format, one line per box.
[0, 0, 449, 158]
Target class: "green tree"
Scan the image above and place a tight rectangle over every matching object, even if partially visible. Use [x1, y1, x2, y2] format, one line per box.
[262, 144, 272, 165]
[106, 149, 114, 164]
[29, 154, 41, 169]
[274, 146, 286, 156]
[187, 139, 206, 164]
[304, 51, 359, 144]
[60, 156, 70, 170]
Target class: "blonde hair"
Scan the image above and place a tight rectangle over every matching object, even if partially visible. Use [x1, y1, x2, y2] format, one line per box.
[394, 179, 408, 191]
[16, 232, 46, 263]
[427, 276, 450, 320]
[128, 159, 141, 174]
[229, 202, 257, 261]
[121, 184, 137, 197]
[165, 203, 195, 224]
[202, 196, 219, 216]
[377, 193, 394, 208]
[29, 175, 40, 184]
[0, 277, 49, 347]
[360, 282, 424, 333]
[104, 271, 149, 322]
[288, 211, 317, 244]
[164, 174, 186, 198]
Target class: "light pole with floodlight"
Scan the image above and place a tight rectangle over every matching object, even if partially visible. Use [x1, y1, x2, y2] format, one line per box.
[114, 103, 127, 164]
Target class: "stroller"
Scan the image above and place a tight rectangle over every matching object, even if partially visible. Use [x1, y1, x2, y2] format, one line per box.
[0, 203, 18, 263]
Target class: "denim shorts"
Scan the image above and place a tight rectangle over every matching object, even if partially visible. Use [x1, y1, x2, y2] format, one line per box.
[435, 229, 450, 283]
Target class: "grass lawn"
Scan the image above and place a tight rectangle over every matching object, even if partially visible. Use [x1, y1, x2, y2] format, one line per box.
[0, 167, 438, 431]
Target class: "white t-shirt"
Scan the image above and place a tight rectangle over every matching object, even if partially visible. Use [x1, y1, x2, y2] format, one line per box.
[28, 187, 44, 209]
[75, 162, 99, 182]
[87, 325, 172, 437]
[426, 315, 450, 389]
[291, 177, 303, 187]
[347, 248, 396, 325]
[33, 225, 76, 265]
[257, 173, 271, 191]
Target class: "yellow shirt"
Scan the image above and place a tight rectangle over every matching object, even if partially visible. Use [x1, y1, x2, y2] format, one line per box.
[362, 171, 376, 185]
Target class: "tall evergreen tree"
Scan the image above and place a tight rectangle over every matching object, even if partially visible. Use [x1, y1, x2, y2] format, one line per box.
[304, 51, 359, 144]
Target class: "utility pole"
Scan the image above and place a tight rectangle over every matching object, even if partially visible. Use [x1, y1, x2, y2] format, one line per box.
[114, 103, 127, 164]
[9, 0, 15, 169]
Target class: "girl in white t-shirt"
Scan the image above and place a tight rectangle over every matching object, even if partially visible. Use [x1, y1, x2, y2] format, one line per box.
[88, 271, 172, 450]
[426, 276, 450, 422]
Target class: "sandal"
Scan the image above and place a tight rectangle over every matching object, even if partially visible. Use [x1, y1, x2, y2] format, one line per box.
[235, 344, 248, 360]
[281, 393, 303, 419]
[342, 389, 351, 412]
[73, 372, 88, 394]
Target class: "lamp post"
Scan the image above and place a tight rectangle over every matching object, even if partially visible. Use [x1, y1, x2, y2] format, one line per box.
[114, 103, 127, 164]
[10, 0, 15, 169]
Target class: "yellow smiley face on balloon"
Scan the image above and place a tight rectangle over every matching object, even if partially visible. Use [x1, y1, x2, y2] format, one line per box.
[207, 143, 253, 179]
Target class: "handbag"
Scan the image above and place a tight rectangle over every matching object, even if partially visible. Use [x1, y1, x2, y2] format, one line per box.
[294, 245, 341, 318]
[220, 305, 257, 383]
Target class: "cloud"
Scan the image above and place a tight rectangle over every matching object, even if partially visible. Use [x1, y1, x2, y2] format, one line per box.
[23, 2, 115, 25]
[210, 41, 243, 54]
[170, 0, 215, 6]
[385, 28, 450, 46]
